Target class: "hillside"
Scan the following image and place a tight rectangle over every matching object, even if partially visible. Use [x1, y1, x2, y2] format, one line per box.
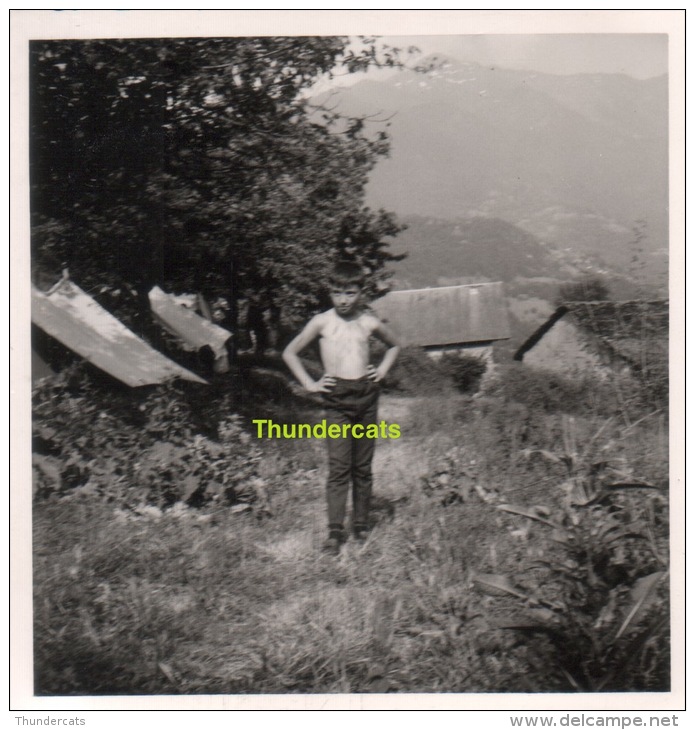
[383, 214, 663, 356]
[32, 359, 670, 695]
[387, 215, 576, 290]
[317, 56, 668, 283]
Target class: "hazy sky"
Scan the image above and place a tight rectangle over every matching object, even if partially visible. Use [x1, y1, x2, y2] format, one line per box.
[310, 34, 668, 98]
[380, 34, 668, 79]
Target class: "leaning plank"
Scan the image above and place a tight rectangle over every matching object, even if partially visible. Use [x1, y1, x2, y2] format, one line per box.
[149, 286, 231, 372]
[32, 281, 207, 387]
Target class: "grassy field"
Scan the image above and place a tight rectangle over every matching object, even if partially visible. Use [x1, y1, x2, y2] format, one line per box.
[32, 362, 670, 695]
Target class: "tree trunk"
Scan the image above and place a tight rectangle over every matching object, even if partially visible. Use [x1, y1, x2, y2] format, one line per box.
[226, 256, 239, 362]
[134, 283, 155, 341]
[267, 296, 281, 352]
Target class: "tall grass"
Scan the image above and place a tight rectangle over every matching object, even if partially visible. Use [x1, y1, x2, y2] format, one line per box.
[32, 358, 669, 694]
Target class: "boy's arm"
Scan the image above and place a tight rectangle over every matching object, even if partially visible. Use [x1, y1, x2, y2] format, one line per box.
[367, 320, 401, 382]
[282, 315, 335, 393]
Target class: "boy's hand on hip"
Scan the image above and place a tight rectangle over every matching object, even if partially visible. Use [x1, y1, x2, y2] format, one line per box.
[366, 365, 384, 382]
[306, 375, 336, 393]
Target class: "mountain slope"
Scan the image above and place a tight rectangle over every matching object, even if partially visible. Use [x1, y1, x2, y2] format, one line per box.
[387, 215, 575, 290]
[317, 56, 668, 279]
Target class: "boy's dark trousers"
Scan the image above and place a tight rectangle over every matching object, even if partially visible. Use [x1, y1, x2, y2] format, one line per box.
[322, 377, 380, 529]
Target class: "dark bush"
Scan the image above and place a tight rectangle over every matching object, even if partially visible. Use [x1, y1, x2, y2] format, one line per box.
[438, 352, 487, 393]
[31, 368, 264, 509]
[380, 345, 452, 395]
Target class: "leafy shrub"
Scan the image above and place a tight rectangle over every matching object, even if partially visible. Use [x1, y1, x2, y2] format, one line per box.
[480, 492, 669, 691]
[32, 369, 266, 511]
[486, 363, 619, 416]
[470, 419, 670, 692]
[378, 345, 487, 396]
[380, 345, 451, 395]
[420, 445, 482, 506]
[438, 352, 487, 393]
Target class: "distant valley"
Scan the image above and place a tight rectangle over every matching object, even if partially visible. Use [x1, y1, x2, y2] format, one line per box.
[318, 55, 669, 300]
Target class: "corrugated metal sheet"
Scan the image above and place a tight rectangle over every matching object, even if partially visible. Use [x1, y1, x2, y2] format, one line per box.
[149, 286, 231, 360]
[32, 281, 207, 387]
[371, 283, 510, 347]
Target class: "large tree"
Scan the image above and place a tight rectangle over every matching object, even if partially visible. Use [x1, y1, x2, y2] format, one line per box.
[30, 37, 406, 335]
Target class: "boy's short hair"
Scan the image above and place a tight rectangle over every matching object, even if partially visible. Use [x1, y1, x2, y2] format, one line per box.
[328, 261, 366, 289]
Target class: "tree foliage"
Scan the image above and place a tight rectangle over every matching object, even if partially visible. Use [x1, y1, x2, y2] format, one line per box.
[30, 37, 407, 329]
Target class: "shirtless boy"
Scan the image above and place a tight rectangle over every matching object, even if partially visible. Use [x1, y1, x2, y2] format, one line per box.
[282, 262, 401, 554]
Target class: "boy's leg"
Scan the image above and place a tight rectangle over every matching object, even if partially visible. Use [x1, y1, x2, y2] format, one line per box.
[351, 384, 379, 531]
[324, 406, 353, 530]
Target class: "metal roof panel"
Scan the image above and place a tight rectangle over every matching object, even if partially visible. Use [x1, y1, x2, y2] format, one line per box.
[149, 286, 231, 358]
[371, 283, 510, 347]
[32, 282, 207, 387]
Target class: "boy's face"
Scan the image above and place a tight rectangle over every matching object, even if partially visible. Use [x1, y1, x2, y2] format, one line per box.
[329, 284, 362, 317]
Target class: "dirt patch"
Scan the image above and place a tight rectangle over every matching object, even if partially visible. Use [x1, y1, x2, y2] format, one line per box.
[377, 395, 415, 429]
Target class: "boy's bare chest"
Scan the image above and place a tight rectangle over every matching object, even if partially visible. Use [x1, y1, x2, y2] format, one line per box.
[320, 315, 371, 344]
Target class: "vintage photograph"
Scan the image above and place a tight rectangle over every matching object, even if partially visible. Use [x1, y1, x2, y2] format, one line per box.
[14, 10, 682, 709]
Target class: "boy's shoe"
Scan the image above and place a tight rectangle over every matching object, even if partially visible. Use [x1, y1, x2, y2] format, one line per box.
[353, 525, 370, 543]
[323, 526, 346, 555]
[322, 536, 342, 555]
